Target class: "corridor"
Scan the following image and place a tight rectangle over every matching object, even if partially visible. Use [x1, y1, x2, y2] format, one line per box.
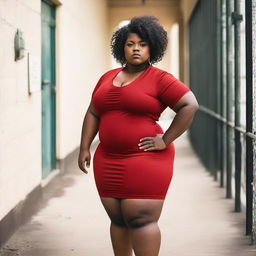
[1, 130, 255, 256]
[1, 0, 256, 253]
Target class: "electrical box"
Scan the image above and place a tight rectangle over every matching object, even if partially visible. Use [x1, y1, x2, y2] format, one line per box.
[14, 29, 25, 61]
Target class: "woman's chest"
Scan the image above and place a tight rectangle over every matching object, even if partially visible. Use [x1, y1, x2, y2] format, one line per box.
[92, 79, 165, 116]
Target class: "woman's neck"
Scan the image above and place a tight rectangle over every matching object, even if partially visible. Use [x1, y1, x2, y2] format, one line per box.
[124, 62, 150, 73]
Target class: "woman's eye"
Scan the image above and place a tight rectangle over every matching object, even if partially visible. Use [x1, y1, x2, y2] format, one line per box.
[126, 43, 147, 47]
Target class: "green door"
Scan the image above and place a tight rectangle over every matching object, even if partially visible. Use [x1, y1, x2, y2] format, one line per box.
[41, 0, 56, 178]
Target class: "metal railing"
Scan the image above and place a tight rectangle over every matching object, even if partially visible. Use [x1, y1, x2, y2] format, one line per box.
[187, 0, 255, 244]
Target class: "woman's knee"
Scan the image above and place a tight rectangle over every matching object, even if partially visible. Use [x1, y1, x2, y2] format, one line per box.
[121, 198, 164, 229]
[125, 215, 156, 229]
[110, 216, 127, 227]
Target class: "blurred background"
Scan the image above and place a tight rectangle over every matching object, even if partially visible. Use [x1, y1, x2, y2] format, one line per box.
[0, 0, 256, 254]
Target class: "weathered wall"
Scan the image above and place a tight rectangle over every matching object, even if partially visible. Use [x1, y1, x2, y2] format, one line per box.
[56, 0, 109, 159]
[0, 0, 109, 221]
[180, 0, 199, 85]
[0, 0, 42, 221]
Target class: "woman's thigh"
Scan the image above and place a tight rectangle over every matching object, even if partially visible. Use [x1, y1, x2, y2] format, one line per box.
[121, 199, 165, 228]
[100, 197, 126, 226]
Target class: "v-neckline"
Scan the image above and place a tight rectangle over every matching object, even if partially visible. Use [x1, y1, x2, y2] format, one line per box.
[111, 65, 152, 88]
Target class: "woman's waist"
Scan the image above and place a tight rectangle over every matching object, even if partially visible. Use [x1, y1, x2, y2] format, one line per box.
[98, 122, 163, 153]
[96, 139, 174, 156]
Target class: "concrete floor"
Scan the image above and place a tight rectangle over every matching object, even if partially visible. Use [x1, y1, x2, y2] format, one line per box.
[1, 131, 256, 256]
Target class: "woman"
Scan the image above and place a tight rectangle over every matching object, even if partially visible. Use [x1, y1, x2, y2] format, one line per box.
[78, 16, 199, 256]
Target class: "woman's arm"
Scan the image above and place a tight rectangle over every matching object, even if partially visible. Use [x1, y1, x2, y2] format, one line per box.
[139, 91, 199, 151]
[78, 102, 100, 173]
[162, 91, 199, 145]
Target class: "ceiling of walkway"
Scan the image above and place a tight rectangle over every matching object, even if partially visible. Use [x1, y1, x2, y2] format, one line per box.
[107, 0, 179, 7]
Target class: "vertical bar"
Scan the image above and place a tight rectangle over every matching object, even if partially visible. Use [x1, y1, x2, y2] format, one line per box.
[221, 0, 227, 188]
[233, 0, 242, 212]
[216, 0, 222, 183]
[210, 0, 218, 180]
[226, 0, 234, 199]
[245, 0, 253, 237]
[251, 0, 256, 245]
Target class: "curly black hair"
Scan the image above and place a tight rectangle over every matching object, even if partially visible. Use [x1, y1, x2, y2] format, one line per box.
[110, 16, 168, 66]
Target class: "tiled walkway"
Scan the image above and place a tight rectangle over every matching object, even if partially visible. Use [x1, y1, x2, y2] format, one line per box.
[1, 131, 256, 256]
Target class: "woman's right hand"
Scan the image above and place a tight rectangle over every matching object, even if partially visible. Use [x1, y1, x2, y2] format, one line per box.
[78, 149, 91, 174]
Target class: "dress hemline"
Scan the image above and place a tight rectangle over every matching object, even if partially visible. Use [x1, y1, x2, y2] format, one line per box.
[98, 193, 166, 200]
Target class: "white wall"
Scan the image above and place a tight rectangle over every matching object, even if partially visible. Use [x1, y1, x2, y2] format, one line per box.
[0, 0, 109, 220]
[56, 0, 109, 159]
[180, 0, 199, 85]
[0, 0, 42, 220]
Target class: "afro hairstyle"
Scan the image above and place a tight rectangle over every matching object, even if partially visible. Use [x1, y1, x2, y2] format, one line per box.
[110, 15, 168, 66]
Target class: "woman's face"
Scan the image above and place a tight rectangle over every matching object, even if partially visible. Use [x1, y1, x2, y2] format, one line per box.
[124, 33, 150, 65]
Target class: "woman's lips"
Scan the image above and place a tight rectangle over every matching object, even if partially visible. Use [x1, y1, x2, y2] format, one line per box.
[132, 54, 140, 58]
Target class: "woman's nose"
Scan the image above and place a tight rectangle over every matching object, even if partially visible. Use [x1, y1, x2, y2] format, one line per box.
[133, 44, 140, 50]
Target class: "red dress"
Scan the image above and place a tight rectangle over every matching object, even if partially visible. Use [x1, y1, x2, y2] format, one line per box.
[91, 65, 190, 199]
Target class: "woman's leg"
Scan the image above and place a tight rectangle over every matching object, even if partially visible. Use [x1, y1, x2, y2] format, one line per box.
[121, 199, 164, 256]
[100, 197, 132, 256]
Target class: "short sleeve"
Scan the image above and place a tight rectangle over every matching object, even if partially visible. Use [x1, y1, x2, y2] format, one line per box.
[158, 72, 190, 109]
[91, 74, 105, 98]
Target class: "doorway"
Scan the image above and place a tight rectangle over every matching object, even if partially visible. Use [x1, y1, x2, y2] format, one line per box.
[41, 0, 56, 178]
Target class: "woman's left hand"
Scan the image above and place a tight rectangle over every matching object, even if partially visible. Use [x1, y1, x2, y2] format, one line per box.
[138, 134, 167, 151]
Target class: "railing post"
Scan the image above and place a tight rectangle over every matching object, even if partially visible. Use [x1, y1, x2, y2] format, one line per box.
[220, 0, 227, 189]
[216, 0, 222, 184]
[245, 0, 254, 240]
[226, 0, 234, 199]
[233, 0, 243, 213]
[252, 0, 256, 246]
